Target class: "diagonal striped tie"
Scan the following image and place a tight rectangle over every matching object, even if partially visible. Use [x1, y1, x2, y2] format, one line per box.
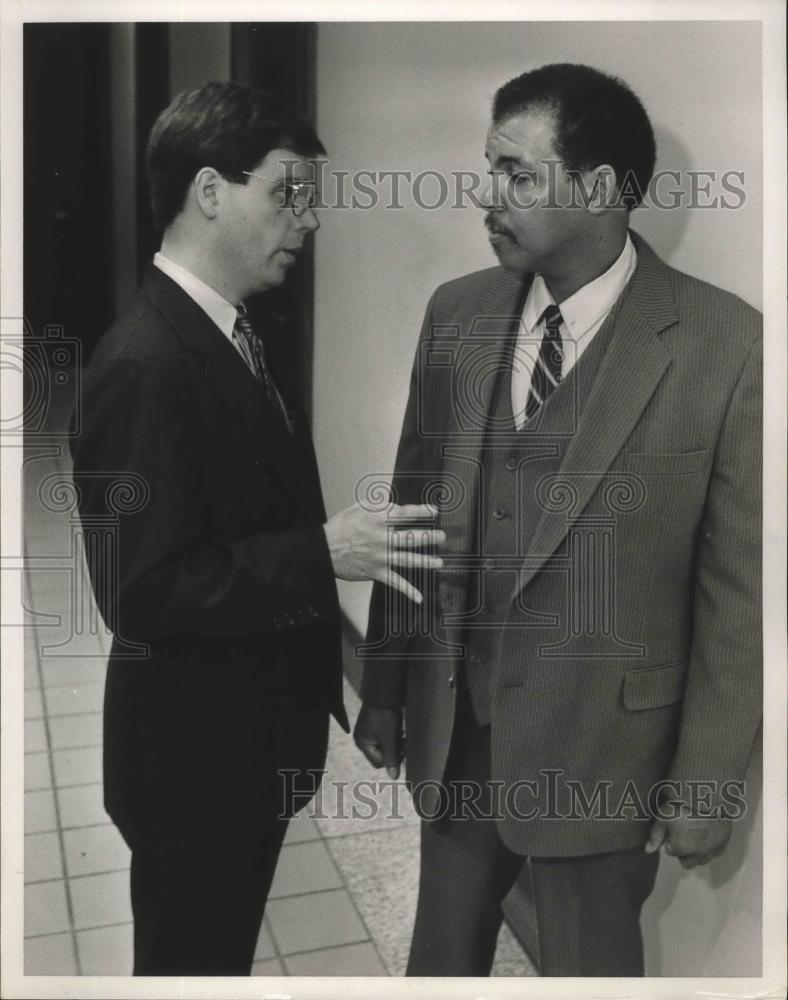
[524, 303, 564, 421]
[232, 309, 294, 433]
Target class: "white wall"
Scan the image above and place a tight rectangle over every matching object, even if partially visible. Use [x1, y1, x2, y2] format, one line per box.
[313, 20, 763, 977]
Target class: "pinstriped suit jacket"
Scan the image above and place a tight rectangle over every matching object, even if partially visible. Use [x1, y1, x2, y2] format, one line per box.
[361, 231, 762, 857]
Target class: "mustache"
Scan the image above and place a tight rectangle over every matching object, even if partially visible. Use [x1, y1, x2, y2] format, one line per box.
[484, 214, 515, 239]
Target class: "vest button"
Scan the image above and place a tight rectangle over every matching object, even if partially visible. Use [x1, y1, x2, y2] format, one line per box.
[492, 508, 508, 520]
[479, 604, 489, 616]
[469, 654, 482, 665]
[505, 459, 517, 472]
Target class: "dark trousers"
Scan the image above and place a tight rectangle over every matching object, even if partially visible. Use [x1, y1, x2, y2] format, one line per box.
[407, 688, 660, 976]
[130, 821, 288, 975]
[127, 683, 328, 976]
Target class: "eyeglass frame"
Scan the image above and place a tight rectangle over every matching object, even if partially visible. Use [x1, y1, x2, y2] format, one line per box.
[241, 170, 317, 216]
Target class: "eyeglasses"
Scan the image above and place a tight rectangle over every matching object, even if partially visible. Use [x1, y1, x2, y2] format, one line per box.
[241, 170, 316, 216]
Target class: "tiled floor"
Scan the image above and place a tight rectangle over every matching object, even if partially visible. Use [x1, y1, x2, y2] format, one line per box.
[22, 430, 534, 977]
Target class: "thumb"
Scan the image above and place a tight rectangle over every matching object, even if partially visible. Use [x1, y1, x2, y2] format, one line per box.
[378, 727, 402, 781]
[645, 819, 667, 854]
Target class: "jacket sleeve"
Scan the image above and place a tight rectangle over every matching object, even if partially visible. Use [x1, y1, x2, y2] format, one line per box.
[360, 291, 439, 708]
[71, 355, 339, 640]
[667, 332, 763, 798]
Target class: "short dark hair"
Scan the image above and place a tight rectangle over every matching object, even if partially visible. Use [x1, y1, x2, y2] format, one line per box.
[493, 63, 656, 210]
[146, 81, 327, 230]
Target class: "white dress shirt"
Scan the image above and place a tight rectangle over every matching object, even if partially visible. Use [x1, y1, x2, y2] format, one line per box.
[511, 234, 637, 429]
[153, 252, 249, 363]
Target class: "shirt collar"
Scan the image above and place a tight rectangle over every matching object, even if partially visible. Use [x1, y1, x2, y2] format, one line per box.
[153, 252, 239, 341]
[523, 233, 637, 339]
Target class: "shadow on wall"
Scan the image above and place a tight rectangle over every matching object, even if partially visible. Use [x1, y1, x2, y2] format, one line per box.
[642, 733, 763, 976]
[636, 127, 692, 262]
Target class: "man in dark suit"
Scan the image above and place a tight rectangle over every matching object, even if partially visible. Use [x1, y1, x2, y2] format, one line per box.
[355, 64, 761, 976]
[71, 81, 442, 976]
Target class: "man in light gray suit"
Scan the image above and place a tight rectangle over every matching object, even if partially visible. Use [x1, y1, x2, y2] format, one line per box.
[355, 63, 761, 976]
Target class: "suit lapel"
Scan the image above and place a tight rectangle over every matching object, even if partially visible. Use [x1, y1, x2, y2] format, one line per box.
[517, 232, 678, 591]
[141, 267, 320, 521]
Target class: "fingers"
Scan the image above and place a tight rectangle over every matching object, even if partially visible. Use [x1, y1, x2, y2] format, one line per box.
[380, 569, 424, 604]
[391, 529, 447, 548]
[644, 820, 667, 854]
[389, 551, 444, 570]
[387, 503, 438, 522]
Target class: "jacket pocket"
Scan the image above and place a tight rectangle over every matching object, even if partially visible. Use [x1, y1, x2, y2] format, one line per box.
[620, 450, 711, 476]
[622, 658, 688, 711]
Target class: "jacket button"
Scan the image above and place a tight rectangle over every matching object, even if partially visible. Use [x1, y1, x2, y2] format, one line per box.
[505, 459, 517, 472]
[492, 508, 508, 520]
[469, 654, 482, 666]
[479, 604, 489, 616]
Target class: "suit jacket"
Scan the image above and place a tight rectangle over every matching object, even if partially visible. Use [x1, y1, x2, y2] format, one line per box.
[71, 266, 348, 851]
[361, 232, 762, 857]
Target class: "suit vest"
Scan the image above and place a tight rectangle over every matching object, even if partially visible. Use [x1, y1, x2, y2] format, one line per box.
[462, 298, 627, 724]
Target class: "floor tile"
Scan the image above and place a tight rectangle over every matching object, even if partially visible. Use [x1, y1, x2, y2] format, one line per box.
[25, 687, 44, 719]
[24, 655, 40, 689]
[254, 919, 276, 960]
[57, 783, 109, 829]
[49, 712, 102, 750]
[63, 824, 130, 877]
[77, 922, 133, 975]
[252, 957, 284, 976]
[25, 932, 77, 975]
[325, 825, 418, 975]
[25, 789, 58, 834]
[25, 752, 52, 791]
[284, 941, 386, 976]
[284, 814, 321, 844]
[492, 921, 538, 976]
[267, 889, 368, 955]
[25, 831, 64, 882]
[24, 879, 70, 936]
[269, 841, 343, 899]
[69, 870, 131, 929]
[52, 746, 102, 787]
[41, 658, 107, 689]
[25, 718, 48, 753]
[26, 569, 74, 604]
[44, 682, 104, 717]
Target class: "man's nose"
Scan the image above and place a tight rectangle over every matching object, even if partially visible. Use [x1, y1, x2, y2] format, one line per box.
[296, 206, 320, 233]
[480, 172, 505, 211]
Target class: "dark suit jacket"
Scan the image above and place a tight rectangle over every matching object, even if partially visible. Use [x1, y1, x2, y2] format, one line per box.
[362, 232, 762, 857]
[71, 266, 348, 851]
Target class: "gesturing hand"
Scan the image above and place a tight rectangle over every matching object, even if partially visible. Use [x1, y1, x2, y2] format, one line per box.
[323, 502, 445, 603]
[354, 704, 406, 780]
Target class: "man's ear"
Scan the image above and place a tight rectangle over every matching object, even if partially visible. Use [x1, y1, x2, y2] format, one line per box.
[193, 166, 222, 219]
[585, 164, 619, 214]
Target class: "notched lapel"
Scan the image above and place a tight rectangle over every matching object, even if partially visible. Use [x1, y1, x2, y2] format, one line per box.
[517, 234, 679, 592]
[142, 267, 319, 521]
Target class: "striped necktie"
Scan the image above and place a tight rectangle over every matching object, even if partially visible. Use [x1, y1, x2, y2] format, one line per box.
[232, 310, 294, 433]
[524, 303, 564, 422]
